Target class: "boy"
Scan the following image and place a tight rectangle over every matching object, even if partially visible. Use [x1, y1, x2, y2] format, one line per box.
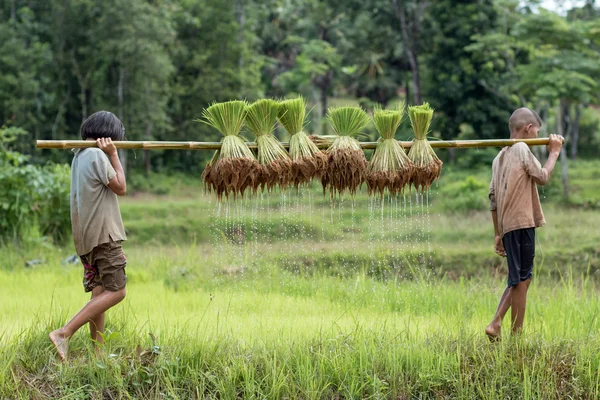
[49, 111, 128, 360]
[485, 107, 563, 340]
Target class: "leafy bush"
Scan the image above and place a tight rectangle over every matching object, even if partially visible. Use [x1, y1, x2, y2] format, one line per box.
[0, 127, 71, 244]
[574, 108, 600, 159]
[127, 172, 171, 195]
[455, 148, 498, 170]
[439, 175, 489, 212]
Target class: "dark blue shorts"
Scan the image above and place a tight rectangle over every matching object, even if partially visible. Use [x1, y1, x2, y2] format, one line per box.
[502, 228, 535, 287]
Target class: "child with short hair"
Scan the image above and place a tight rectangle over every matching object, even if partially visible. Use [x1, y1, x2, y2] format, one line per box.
[50, 111, 128, 360]
[485, 107, 563, 340]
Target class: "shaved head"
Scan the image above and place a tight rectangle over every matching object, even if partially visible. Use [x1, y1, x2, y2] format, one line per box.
[509, 107, 542, 134]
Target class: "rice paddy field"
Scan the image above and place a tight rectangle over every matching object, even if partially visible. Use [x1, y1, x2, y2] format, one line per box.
[1, 163, 599, 399]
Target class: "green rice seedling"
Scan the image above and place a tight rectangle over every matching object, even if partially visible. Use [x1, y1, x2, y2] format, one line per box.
[197, 100, 260, 200]
[278, 97, 327, 188]
[322, 106, 371, 197]
[246, 99, 292, 191]
[367, 101, 415, 196]
[407, 103, 442, 191]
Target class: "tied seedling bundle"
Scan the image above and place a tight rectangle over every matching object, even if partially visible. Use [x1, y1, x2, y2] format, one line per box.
[246, 99, 292, 191]
[407, 103, 442, 191]
[322, 106, 371, 196]
[278, 97, 327, 187]
[199, 100, 260, 200]
[367, 102, 415, 196]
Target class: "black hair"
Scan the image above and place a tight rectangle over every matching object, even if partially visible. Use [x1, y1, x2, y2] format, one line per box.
[80, 111, 125, 141]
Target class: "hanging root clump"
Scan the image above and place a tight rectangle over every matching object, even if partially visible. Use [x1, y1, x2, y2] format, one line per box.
[278, 97, 327, 188]
[198, 100, 260, 200]
[367, 101, 415, 197]
[407, 102, 443, 192]
[246, 99, 292, 191]
[322, 106, 371, 197]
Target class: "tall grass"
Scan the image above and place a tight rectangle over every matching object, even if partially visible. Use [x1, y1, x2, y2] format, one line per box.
[2, 160, 600, 398]
[1, 245, 599, 398]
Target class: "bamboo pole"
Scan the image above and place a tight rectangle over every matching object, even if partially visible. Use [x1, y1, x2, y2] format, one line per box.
[36, 138, 560, 151]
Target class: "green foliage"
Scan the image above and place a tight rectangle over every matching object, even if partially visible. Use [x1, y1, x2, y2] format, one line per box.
[0, 127, 70, 244]
[0, 6, 54, 145]
[127, 173, 172, 196]
[2, 204, 600, 397]
[1, 0, 600, 174]
[439, 175, 489, 212]
[514, 11, 600, 104]
[576, 108, 600, 158]
[455, 148, 499, 170]
[275, 39, 341, 96]
[338, 1, 406, 106]
[425, 0, 514, 141]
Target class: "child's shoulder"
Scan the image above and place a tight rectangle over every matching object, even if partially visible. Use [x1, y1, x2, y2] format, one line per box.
[512, 142, 531, 152]
[74, 148, 109, 173]
[77, 148, 106, 161]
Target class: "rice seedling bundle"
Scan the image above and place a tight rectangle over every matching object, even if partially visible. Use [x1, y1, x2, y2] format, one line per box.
[322, 106, 370, 196]
[199, 100, 260, 200]
[407, 102, 443, 191]
[277, 97, 328, 187]
[367, 102, 415, 196]
[246, 99, 292, 191]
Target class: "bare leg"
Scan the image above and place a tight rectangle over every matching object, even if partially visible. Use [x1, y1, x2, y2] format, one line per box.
[486, 286, 512, 340]
[89, 286, 106, 347]
[49, 288, 126, 361]
[511, 278, 531, 334]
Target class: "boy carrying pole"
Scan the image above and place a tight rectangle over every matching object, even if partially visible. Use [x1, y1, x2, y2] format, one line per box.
[49, 111, 128, 360]
[485, 107, 563, 340]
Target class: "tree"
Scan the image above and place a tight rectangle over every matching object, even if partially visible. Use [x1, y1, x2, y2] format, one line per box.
[392, 0, 428, 104]
[425, 0, 514, 147]
[0, 5, 54, 149]
[337, 0, 408, 106]
[265, 0, 345, 128]
[513, 11, 600, 197]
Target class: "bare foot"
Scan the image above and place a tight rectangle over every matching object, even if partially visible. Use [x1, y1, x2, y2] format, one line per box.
[49, 329, 70, 361]
[485, 323, 501, 342]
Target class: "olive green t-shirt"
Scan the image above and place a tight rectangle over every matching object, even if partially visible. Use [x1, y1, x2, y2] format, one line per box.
[71, 148, 127, 256]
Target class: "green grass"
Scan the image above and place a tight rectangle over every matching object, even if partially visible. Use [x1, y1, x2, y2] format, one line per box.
[1, 160, 600, 398]
[117, 180, 600, 279]
[1, 245, 599, 398]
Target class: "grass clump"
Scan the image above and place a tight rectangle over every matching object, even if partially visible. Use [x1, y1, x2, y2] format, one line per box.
[278, 97, 328, 188]
[407, 102, 443, 191]
[322, 106, 370, 197]
[367, 101, 415, 196]
[246, 99, 292, 191]
[198, 100, 260, 200]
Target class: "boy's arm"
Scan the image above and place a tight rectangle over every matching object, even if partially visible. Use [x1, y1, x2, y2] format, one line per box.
[97, 138, 127, 196]
[491, 210, 506, 257]
[489, 177, 506, 257]
[521, 134, 563, 185]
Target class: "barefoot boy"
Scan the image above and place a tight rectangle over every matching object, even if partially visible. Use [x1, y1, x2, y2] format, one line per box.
[485, 107, 563, 340]
[50, 111, 128, 360]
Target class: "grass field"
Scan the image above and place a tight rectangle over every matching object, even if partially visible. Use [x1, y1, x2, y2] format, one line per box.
[1, 162, 599, 398]
[1, 245, 599, 399]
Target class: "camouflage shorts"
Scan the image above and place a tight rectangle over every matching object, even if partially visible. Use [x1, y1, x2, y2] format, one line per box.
[82, 240, 127, 292]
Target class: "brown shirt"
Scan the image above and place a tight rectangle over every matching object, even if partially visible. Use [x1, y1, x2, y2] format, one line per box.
[489, 142, 549, 237]
[71, 148, 127, 255]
